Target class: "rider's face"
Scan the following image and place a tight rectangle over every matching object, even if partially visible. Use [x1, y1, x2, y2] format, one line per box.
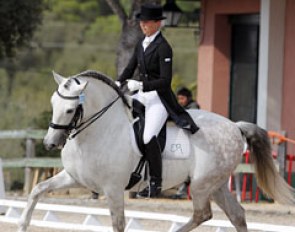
[140, 20, 161, 36]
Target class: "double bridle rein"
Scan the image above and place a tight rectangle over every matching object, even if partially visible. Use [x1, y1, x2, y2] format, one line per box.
[49, 88, 120, 139]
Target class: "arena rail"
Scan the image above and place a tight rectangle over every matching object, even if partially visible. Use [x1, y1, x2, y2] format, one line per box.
[0, 199, 295, 232]
[1, 129, 294, 203]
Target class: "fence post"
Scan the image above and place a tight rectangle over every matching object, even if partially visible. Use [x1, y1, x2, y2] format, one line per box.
[277, 131, 286, 177]
[0, 158, 6, 214]
[24, 137, 36, 195]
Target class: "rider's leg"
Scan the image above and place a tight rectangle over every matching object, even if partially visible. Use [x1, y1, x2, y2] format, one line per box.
[137, 136, 162, 198]
[137, 93, 168, 198]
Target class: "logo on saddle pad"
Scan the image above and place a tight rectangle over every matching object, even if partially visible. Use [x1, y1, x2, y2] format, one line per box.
[162, 122, 190, 160]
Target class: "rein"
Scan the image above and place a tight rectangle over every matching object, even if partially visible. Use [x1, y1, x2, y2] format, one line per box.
[70, 95, 120, 139]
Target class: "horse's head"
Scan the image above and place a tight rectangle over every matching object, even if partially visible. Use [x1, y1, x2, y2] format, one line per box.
[44, 71, 87, 150]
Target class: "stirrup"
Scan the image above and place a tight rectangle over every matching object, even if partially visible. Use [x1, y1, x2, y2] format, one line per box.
[136, 181, 161, 198]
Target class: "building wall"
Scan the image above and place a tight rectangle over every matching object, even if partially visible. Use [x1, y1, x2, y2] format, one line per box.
[198, 0, 295, 152]
[282, 0, 295, 146]
[197, 0, 260, 115]
[257, 0, 286, 131]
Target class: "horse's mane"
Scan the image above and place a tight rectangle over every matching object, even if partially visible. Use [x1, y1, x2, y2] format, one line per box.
[75, 70, 130, 108]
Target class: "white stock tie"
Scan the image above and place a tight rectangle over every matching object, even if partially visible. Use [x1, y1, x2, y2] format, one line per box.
[143, 39, 151, 51]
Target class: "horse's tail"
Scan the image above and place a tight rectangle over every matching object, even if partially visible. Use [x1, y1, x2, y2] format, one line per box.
[236, 121, 295, 205]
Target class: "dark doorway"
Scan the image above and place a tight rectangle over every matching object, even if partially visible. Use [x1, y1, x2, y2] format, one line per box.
[229, 14, 259, 123]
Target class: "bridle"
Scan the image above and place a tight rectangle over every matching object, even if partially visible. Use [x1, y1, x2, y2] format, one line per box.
[49, 88, 120, 139]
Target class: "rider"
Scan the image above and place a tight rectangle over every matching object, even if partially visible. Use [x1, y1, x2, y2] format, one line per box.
[116, 3, 199, 198]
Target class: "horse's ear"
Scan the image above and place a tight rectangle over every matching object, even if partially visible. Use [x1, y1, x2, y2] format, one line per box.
[52, 71, 64, 85]
[80, 81, 88, 91]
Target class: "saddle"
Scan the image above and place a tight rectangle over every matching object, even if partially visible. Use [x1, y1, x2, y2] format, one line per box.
[131, 99, 191, 160]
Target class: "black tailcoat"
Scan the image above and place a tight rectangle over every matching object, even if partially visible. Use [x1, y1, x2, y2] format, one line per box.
[118, 32, 198, 133]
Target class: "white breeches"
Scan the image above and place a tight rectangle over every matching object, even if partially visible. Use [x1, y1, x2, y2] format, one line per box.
[132, 90, 168, 144]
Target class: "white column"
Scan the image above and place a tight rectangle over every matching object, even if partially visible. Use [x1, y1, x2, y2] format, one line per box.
[257, 0, 285, 130]
[0, 159, 5, 199]
[0, 159, 6, 214]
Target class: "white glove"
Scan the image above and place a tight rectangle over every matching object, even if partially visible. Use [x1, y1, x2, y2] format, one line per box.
[115, 81, 121, 87]
[127, 79, 143, 91]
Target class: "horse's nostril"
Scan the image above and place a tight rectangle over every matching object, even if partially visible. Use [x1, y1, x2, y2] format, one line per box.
[45, 143, 56, 151]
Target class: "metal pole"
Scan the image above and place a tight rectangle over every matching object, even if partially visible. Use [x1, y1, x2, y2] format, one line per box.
[277, 131, 286, 178]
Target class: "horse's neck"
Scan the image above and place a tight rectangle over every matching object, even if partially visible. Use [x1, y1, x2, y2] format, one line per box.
[81, 79, 132, 144]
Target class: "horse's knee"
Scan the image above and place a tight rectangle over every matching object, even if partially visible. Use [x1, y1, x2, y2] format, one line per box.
[30, 181, 50, 200]
[192, 206, 212, 224]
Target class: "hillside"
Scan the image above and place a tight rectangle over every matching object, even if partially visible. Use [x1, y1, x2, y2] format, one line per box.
[0, 7, 199, 159]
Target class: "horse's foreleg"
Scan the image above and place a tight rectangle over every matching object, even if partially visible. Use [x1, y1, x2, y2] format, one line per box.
[104, 187, 125, 232]
[18, 170, 80, 232]
[212, 183, 248, 232]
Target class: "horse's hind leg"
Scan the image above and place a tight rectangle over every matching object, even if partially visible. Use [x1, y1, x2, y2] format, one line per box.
[176, 182, 212, 232]
[212, 183, 248, 232]
[18, 170, 80, 232]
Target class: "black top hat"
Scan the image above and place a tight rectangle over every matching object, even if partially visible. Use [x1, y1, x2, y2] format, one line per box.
[136, 3, 166, 21]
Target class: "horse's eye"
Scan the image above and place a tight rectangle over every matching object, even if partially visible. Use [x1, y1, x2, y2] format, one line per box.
[66, 109, 74, 114]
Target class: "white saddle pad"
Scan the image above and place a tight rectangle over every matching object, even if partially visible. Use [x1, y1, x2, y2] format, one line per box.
[162, 122, 191, 160]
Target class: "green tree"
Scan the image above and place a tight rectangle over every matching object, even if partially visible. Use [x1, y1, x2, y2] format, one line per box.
[0, 0, 44, 58]
[0, 0, 45, 100]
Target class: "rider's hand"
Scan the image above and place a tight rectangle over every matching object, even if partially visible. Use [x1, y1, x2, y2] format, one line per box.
[115, 81, 121, 87]
[127, 80, 143, 92]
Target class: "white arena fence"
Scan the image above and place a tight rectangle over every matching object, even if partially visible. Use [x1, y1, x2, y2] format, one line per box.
[0, 200, 295, 232]
[1, 154, 294, 232]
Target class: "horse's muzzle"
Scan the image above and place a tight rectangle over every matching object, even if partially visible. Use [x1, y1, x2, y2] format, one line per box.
[44, 141, 65, 151]
[44, 142, 57, 151]
[44, 130, 67, 150]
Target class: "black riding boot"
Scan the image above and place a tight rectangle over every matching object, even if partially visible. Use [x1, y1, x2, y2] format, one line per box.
[137, 136, 162, 198]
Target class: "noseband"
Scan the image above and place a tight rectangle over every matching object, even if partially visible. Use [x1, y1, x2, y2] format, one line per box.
[49, 90, 84, 132]
[49, 89, 120, 139]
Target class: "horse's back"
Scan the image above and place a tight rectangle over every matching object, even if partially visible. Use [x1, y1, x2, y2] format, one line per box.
[166, 109, 244, 155]
[187, 109, 232, 125]
[187, 109, 243, 142]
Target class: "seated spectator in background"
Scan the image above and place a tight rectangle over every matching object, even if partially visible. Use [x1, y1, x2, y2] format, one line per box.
[172, 87, 199, 199]
[176, 87, 200, 109]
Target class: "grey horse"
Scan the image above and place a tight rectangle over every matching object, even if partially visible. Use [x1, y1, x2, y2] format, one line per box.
[18, 70, 295, 232]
